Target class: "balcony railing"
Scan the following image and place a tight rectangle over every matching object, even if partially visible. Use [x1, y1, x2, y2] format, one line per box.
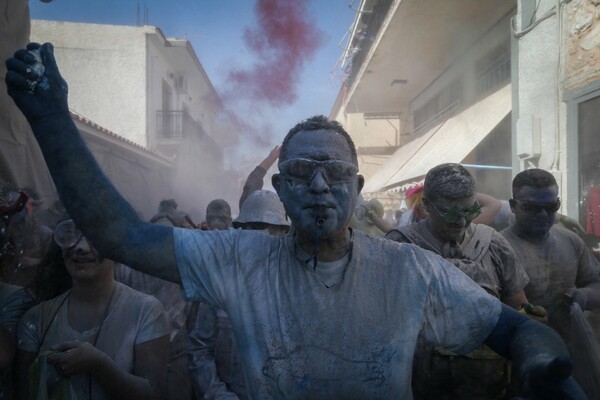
[156, 110, 205, 140]
[346, 0, 394, 86]
[476, 56, 510, 97]
[414, 99, 462, 136]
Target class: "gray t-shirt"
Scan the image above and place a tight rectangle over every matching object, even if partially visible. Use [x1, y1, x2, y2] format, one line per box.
[18, 282, 169, 400]
[502, 226, 600, 341]
[174, 228, 502, 399]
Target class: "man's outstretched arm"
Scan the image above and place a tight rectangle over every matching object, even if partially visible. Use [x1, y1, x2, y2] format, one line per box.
[5, 43, 180, 283]
[484, 304, 586, 399]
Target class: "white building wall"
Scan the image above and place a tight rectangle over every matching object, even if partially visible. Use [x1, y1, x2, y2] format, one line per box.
[512, 0, 569, 212]
[31, 20, 149, 146]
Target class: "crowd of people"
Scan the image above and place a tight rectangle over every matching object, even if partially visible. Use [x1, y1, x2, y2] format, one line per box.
[1, 42, 599, 399]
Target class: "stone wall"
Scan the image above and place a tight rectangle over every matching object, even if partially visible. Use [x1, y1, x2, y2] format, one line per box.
[565, 0, 600, 90]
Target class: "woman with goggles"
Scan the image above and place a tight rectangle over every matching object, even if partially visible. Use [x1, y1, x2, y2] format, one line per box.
[15, 219, 170, 400]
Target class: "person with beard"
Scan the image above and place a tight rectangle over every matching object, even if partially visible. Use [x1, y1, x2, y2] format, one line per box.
[15, 219, 169, 400]
[386, 163, 530, 400]
[501, 169, 600, 346]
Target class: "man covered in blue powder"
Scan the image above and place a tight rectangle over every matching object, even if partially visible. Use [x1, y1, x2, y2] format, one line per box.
[5, 43, 587, 399]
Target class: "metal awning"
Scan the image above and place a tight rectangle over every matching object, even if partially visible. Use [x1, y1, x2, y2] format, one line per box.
[362, 84, 511, 193]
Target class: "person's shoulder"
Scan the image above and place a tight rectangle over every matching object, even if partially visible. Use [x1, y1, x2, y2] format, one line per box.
[550, 225, 584, 245]
[116, 282, 164, 310]
[22, 290, 69, 320]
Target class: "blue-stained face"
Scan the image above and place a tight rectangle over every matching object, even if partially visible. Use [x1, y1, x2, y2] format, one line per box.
[511, 185, 559, 238]
[272, 130, 363, 237]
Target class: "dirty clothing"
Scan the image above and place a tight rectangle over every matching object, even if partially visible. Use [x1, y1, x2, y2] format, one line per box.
[0, 281, 35, 399]
[174, 228, 501, 399]
[18, 282, 169, 400]
[502, 226, 600, 344]
[388, 221, 528, 300]
[387, 221, 528, 400]
[115, 264, 194, 400]
[239, 166, 266, 210]
[188, 304, 246, 399]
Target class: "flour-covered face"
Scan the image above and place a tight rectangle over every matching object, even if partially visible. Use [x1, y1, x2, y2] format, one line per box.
[511, 185, 559, 238]
[273, 130, 363, 237]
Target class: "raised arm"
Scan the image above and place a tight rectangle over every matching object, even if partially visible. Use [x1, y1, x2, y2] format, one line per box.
[5, 43, 180, 283]
[484, 304, 587, 399]
[239, 146, 280, 209]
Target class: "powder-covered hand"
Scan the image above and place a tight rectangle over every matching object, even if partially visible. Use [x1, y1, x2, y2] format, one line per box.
[5, 42, 69, 124]
[518, 355, 587, 400]
[47, 340, 106, 377]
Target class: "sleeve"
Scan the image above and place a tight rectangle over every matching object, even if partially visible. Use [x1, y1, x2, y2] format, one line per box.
[187, 303, 240, 399]
[239, 166, 266, 209]
[0, 287, 35, 327]
[134, 295, 170, 345]
[574, 235, 600, 288]
[489, 232, 529, 298]
[173, 228, 245, 307]
[16, 305, 42, 353]
[419, 251, 502, 354]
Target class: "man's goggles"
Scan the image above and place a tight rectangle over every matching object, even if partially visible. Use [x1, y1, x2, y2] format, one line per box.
[279, 158, 358, 185]
[430, 201, 482, 223]
[54, 219, 85, 249]
[514, 198, 561, 214]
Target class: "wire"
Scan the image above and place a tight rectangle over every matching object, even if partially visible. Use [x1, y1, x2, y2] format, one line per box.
[511, 5, 557, 39]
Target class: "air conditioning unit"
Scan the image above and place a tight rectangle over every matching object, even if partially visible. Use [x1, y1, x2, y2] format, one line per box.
[175, 75, 188, 93]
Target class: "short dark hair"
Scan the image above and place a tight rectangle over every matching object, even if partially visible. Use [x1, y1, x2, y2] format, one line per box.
[424, 163, 476, 200]
[206, 199, 231, 217]
[158, 199, 178, 214]
[512, 169, 557, 198]
[279, 115, 358, 165]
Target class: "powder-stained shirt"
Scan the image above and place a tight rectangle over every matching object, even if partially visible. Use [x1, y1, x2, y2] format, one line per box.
[388, 221, 529, 300]
[18, 282, 169, 400]
[502, 226, 600, 342]
[174, 228, 502, 400]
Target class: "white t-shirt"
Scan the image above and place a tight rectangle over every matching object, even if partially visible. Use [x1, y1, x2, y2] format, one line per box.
[18, 282, 169, 400]
[174, 228, 501, 400]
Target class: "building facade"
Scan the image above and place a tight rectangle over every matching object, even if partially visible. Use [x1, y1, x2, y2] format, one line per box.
[331, 0, 517, 209]
[31, 20, 241, 219]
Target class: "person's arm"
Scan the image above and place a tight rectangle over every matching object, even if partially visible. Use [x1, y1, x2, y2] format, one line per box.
[14, 349, 37, 400]
[484, 304, 586, 399]
[566, 281, 600, 312]
[239, 146, 279, 209]
[188, 304, 240, 399]
[472, 192, 503, 225]
[47, 336, 169, 400]
[363, 207, 394, 234]
[5, 43, 180, 283]
[0, 326, 16, 370]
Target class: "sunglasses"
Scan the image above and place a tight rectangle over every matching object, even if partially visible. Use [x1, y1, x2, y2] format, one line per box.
[54, 219, 85, 249]
[279, 158, 358, 185]
[429, 201, 482, 224]
[513, 198, 561, 214]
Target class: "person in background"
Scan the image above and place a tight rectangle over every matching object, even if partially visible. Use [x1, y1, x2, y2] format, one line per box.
[398, 184, 428, 227]
[202, 199, 232, 232]
[239, 146, 281, 210]
[5, 44, 588, 399]
[502, 169, 600, 346]
[116, 198, 197, 400]
[386, 163, 532, 400]
[188, 190, 290, 400]
[0, 186, 34, 400]
[352, 197, 392, 237]
[15, 219, 170, 400]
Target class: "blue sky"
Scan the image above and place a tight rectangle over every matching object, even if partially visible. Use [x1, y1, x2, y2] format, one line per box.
[30, 1, 355, 163]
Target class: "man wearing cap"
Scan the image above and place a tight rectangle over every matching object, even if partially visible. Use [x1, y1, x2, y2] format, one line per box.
[5, 43, 588, 399]
[189, 190, 289, 400]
